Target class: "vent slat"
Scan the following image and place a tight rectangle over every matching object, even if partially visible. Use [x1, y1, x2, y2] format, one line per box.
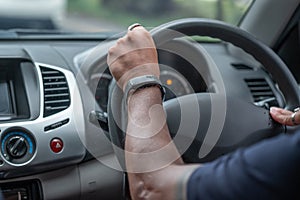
[252, 92, 274, 96]
[45, 106, 69, 110]
[231, 63, 253, 70]
[249, 86, 271, 91]
[41, 66, 70, 117]
[44, 87, 68, 92]
[43, 76, 65, 80]
[45, 93, 69, 98]
[42, 71, 60, 75]
[247, 83, 268, 86]
[44, 82, 67, 86]
[45, 99, 70, 104]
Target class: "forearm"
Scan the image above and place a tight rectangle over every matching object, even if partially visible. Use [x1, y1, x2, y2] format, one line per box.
[125, 85, 182, 167]
[107, 24, 200, 200]
[126, 86, 183, 158]
[125, 86, 193, 199]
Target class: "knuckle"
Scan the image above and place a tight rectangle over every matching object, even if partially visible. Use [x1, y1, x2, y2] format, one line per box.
[108, 46, 115, 56]
[127, 31, 136, 41]
[117, 37, 126, 45]
[131, 27, 150, 38]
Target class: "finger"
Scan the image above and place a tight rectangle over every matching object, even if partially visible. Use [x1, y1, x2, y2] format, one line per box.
[107, 45, 116, 66]
[270, 107, 293, 116]
[270, 107, 294, 126]
[107, 37, 128, 66]
[127, 26, 155, 45]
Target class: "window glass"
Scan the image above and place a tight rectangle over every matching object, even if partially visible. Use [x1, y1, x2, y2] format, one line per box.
[0, 0, 253, 32]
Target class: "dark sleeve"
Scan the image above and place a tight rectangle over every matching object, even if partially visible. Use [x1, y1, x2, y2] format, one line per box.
[187, 131, 300, 200]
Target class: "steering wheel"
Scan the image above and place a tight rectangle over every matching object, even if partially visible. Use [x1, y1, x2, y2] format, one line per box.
[107, 18, 300, 166]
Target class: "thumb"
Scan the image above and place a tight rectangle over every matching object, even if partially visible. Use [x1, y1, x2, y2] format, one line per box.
[270, 107, 294, 126]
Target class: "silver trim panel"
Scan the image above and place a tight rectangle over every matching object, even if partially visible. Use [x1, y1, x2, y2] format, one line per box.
[0, 63, 86, 178]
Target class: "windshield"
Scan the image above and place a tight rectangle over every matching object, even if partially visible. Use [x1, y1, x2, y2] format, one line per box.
[0, 0, 253, 33]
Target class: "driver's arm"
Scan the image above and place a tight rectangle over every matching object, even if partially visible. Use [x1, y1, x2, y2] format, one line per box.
[107, 24, 300, 200]
[107, 25, 199, 199]
[126, 85, 199, 199]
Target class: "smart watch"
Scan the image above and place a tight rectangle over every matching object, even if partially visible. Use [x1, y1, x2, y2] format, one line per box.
[124, 75, 165, 105]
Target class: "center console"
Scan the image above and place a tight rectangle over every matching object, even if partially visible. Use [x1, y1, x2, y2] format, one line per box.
[0, 56, 86, 179]
[0, 44, 124, 200]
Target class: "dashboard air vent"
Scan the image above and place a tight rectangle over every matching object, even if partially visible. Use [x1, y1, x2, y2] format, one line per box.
[245, 78, 276, 103]
[41, 67, 70, 117]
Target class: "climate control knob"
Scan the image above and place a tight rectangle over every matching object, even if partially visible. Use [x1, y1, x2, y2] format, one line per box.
[1, 128, 36, 165]
[6, 136, 27, 158]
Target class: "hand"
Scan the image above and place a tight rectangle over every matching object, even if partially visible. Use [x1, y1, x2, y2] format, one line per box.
[107, 25, 160, 91]
[270, 107, 299, 126]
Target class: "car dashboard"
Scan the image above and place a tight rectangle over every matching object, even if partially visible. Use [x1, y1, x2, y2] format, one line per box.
[0, 38, 287, 199]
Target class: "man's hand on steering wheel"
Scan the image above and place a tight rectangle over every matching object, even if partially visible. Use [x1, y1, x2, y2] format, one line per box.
[107, 25, 160, 91]
[270, 107, 300, 126]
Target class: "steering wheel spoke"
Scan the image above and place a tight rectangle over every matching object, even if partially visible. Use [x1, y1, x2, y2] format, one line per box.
[164, 93, 284, 163]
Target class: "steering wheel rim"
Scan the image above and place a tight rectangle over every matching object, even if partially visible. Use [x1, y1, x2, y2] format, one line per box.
[150, 18, 300, 108]
[107, 18, 300, 165]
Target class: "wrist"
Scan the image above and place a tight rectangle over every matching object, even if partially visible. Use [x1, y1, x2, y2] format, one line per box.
[124, 75, 165, 106]
[128, 84, 163, 103]
[116, 64, 160, 91]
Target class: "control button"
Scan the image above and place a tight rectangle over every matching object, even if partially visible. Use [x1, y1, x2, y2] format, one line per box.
[50, 138, 63, 153]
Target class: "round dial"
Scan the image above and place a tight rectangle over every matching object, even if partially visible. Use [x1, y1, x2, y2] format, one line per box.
[6, 136, 27, 158]
[1, 129, 36, 165]
[160, 70, 192, 100]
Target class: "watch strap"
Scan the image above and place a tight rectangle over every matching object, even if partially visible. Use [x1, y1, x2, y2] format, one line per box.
[124, 75, 165, 105]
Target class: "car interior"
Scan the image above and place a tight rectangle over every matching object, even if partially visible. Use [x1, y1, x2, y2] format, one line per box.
[0, 0, 299, 199]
